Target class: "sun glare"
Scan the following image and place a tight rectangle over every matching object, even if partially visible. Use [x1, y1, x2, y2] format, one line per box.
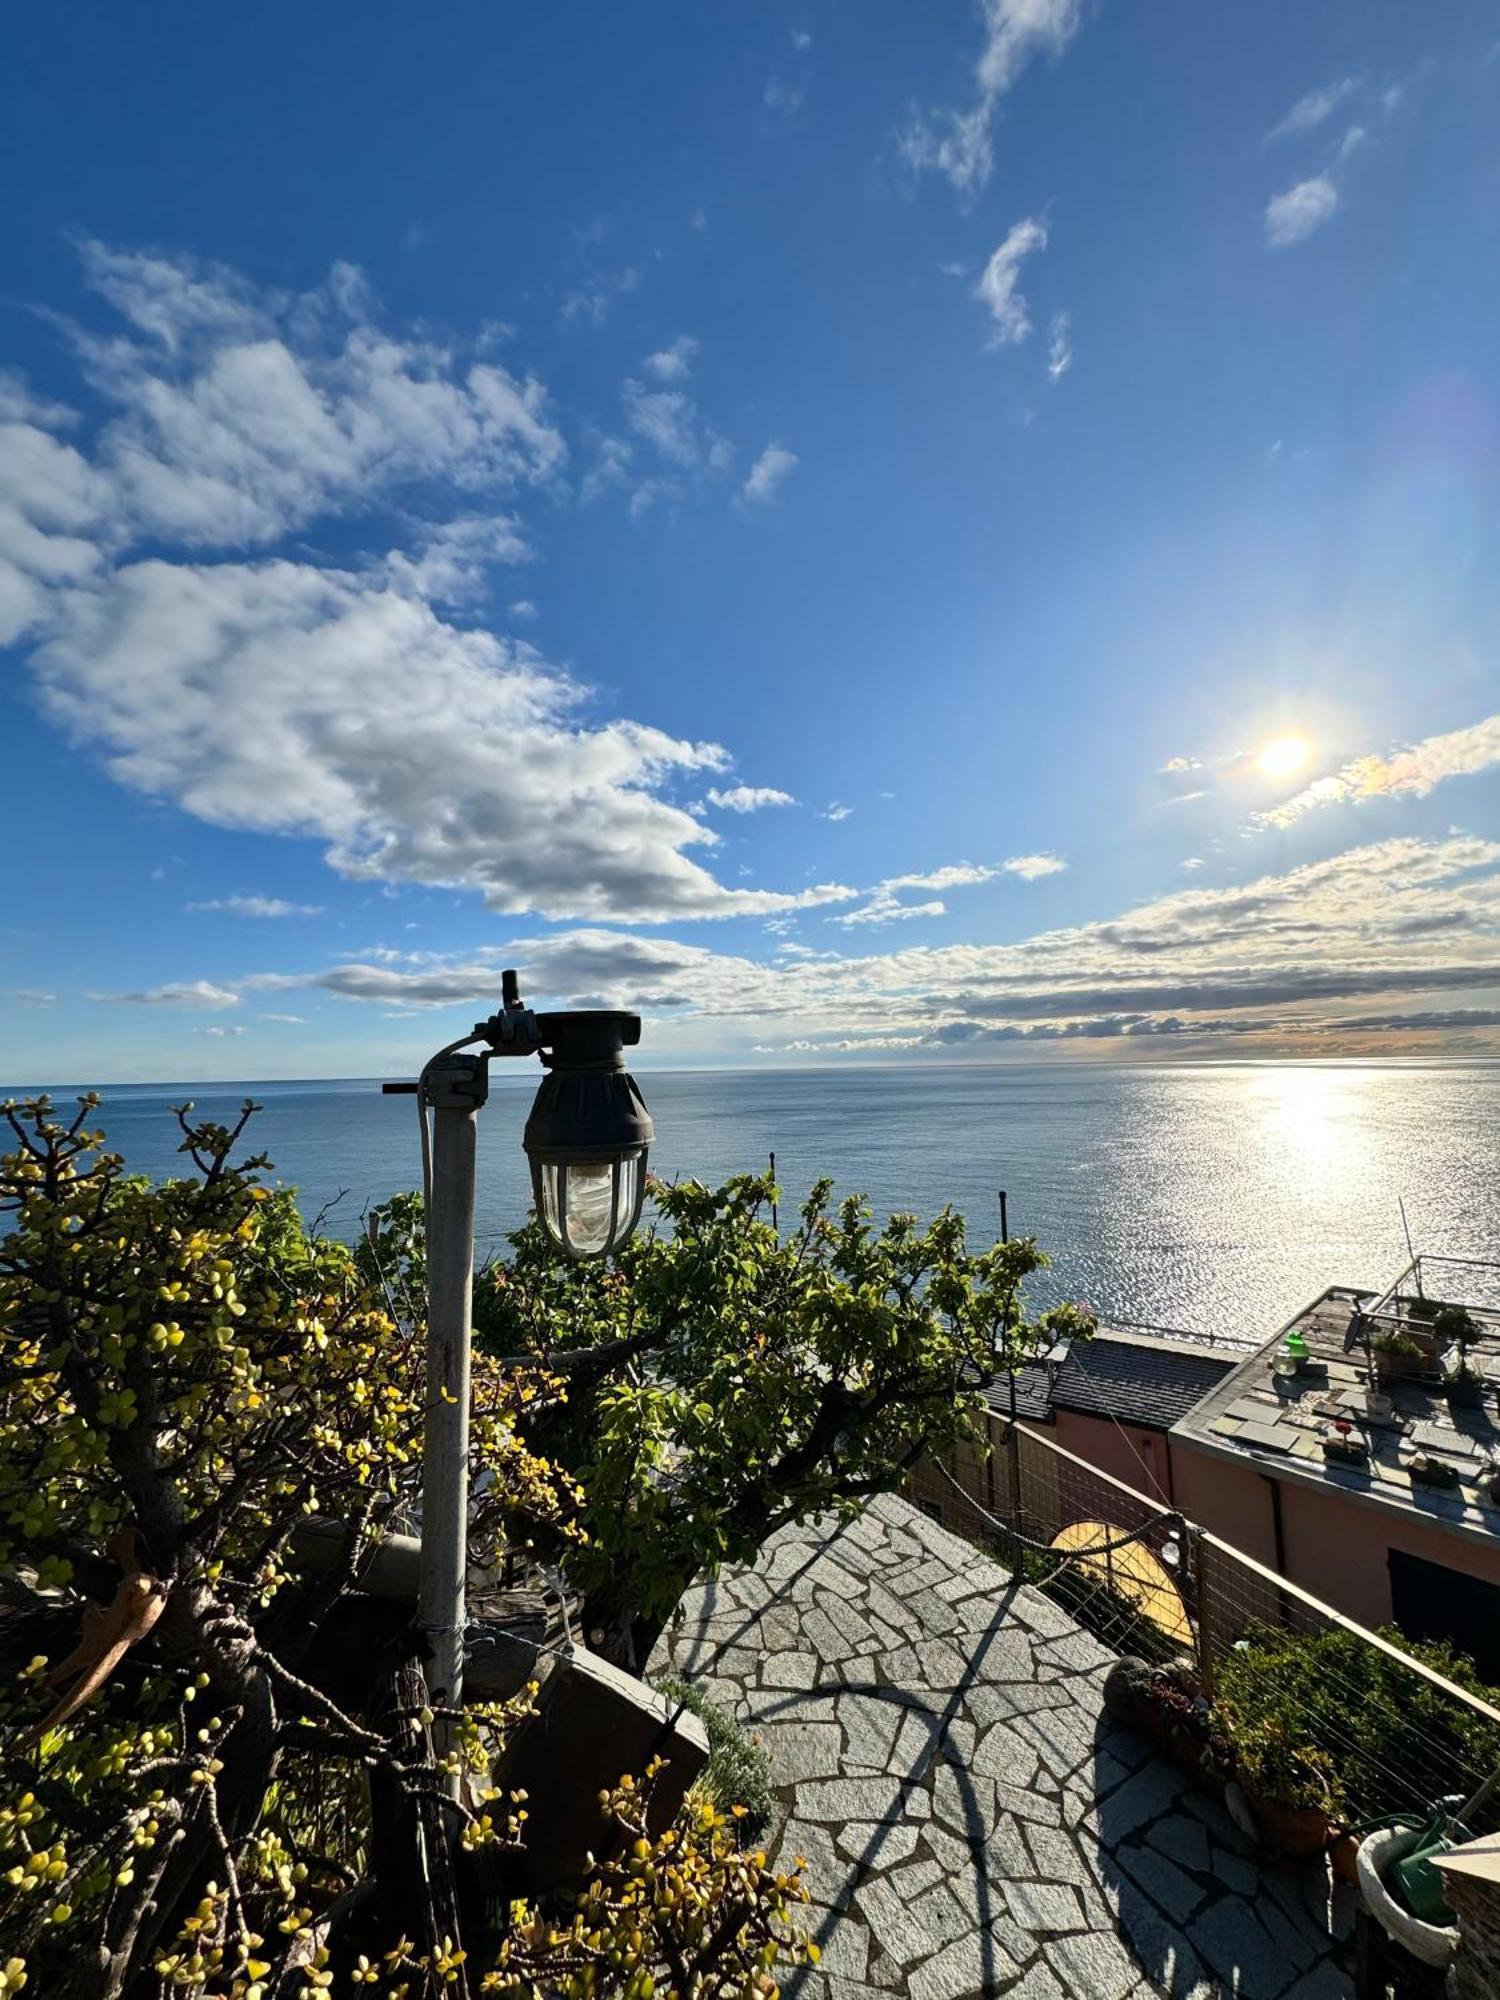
[1258, 734, 1311, 783]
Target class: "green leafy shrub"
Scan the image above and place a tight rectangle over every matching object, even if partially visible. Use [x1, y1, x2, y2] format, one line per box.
[1225, 1713, 1342, 1814]
[652, 1676, 775, 1840]
[1214, 1622, 1500, 1826]
[471, 1171, 1094, 1670]
[1433, 1306, 1482, 1348]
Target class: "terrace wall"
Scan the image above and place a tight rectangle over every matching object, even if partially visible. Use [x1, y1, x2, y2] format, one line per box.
[1169, 1435, 1500, 1632]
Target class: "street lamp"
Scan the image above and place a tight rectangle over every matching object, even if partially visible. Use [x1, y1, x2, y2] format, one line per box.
[523, 1010, 654, 1258]
[383, 971, 655, 1790]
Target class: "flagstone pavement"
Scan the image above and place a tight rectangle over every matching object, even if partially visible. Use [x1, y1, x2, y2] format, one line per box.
[649, 1493, 1354, 2000]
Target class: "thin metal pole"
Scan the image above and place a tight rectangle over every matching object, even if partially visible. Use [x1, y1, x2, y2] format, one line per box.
[998, 1189, 1009, 1242]
[1399, 1197, 1421, 1296]
[421, 1062, 481, 1794]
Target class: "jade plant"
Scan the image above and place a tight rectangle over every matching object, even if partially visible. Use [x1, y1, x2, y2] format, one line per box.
[0, 1100, 816, 2000]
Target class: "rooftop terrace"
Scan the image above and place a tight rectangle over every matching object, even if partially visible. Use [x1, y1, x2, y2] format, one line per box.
[1175, 1257, 1500, 1546]
[652, 1493, 1354, 1999]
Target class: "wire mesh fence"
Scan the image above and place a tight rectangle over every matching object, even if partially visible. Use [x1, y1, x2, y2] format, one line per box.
[909, 1411, 1500, 1834]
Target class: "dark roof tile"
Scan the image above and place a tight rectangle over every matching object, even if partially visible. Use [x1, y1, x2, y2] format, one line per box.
[1048, 1337, 1234, 1428]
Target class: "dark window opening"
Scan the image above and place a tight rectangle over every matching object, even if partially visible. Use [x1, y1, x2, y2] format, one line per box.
[1388, 1547, 1500, 1682]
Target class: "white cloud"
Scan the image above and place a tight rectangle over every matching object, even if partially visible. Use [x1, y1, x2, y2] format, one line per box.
[830, 861, 998, 928]
[187, 894, 323, 918]
[705, 784, 796, 813]
[834, 898, 947, 928]
[974, 218, 1048, 345]
[196, 1024, 247, 1037]
[618, 372, 732, 511]
[742, 442, 798, 505]
[622, 380, 702, 466]
[383, 515, 531, 604]
[559, 261, 641, 330]
[0, 396, 115, 645]
[509, 598, 538, 622]
[900, 0, 1085, 198]
[644, 335, 699, 383]
[1003, 853, 1066, 879]
[0, 244, 853, 928]
[1253, 713, 1500, 829]
[1181, 857, 1206, 872]
[1265, 175, 1339, 247]
[884, 863, 998, 893]
[70, 241, 564, 547]
[1046, 309, 1072, 381]
[1269, 76, 1361, 140]
[99, 979, 241, 1007]
[822, 802, 853, 822]
[765, 76, 806, 116]
[181, 835, 1500, 1055]
[35, 556, 857, 924]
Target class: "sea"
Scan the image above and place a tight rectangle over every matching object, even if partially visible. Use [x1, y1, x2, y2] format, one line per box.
[15, 1063, 1500, 1346]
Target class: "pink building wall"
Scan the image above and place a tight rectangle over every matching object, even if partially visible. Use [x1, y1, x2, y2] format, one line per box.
[1169, 1436, 1500, 1630]
[1039, 1409, 1175, 1507]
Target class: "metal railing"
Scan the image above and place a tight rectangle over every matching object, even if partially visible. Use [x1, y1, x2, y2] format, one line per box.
[1367, 1253, 1500, 1324]
[910, 1414, 1500, 1833]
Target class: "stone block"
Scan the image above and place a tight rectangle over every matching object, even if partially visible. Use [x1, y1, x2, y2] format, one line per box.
[835, 1819, 921, 1870]
[498, 1646, 707, 1899]
[763, 1650, 820, 1690]
[756, 1717, 845, 1783]
[1044, 1929, 1144, 2000]
[1002, 1878, 1088, 1934]
[909, 1930, 1021, 2000]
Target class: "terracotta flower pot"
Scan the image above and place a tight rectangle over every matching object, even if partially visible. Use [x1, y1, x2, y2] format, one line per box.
[1248, 1792, 1331, 1863]
[1328, 1827, 1360, 1886]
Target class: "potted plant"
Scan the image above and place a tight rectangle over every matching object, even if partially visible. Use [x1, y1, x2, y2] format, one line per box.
[1405, 1448, 1461, 1490]
[1321, 1419, 1369, 1467]
[1102, 1656, 1231, 1794]
[1227, 1714, 1343, 1861]
[1435, 1305, 1486, 1410]
[1371, 1326, 1426, 1387]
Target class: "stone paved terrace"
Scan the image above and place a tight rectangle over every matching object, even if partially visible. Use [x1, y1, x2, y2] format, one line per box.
[650, 1494, 1354, 2000]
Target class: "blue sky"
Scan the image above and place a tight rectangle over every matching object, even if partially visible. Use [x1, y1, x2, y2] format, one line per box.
[3, 0, 1499, 1080]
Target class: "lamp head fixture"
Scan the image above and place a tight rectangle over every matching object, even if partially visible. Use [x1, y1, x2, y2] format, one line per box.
[473, 973, 653, 1260]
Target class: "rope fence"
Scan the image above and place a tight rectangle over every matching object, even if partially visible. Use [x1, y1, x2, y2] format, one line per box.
[910, 1413, 1500, 1833]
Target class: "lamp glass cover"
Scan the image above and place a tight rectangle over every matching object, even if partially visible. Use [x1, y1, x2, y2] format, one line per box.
[535, 1151, 647, 1258]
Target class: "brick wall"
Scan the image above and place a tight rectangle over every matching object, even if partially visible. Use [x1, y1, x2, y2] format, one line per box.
[1443, 1866, 1500, 2000]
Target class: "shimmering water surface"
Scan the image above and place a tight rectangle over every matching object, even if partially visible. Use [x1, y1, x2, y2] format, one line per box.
[25, 1064, 1500, 1345]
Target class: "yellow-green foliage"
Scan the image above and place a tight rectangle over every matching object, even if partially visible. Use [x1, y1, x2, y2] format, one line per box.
[0, 1100, 809, 1998]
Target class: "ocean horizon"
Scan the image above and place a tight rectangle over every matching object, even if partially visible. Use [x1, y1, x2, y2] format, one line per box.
[12, 1059, 1498, 1349]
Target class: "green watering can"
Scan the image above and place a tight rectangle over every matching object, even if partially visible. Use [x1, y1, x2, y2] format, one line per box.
[1389, 1802, 1469, 1926]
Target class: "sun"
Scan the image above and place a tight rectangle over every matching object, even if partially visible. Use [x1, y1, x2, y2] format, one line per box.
[1258, 734, 1312, 783]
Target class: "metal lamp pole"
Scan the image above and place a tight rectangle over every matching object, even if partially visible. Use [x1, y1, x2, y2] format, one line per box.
[418, 1051, 487, 1779]
[385, 975, 653, 1795]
